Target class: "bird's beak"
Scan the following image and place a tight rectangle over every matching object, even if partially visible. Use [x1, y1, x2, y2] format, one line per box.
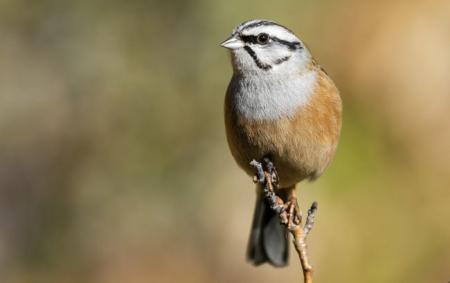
[220, 35, 244, 50]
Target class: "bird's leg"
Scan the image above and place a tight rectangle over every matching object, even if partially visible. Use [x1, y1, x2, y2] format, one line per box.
[262, 157, 278, 186]
[283, 188, 302, 230]
[260, 157, 301, 229]
[252, 158, 288, 223]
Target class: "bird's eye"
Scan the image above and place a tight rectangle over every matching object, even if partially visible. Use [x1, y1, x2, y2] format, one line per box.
[257, 33, 269, 44]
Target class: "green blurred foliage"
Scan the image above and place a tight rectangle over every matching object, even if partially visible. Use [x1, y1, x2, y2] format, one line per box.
[0, 0, 449, 282]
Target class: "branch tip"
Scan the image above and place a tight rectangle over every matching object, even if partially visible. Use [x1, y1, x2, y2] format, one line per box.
[249, 158, 317, 283]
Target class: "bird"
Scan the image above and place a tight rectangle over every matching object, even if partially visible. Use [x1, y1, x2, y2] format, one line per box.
[221, 19, 342, 267]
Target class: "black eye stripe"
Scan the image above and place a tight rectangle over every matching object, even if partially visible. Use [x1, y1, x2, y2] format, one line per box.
[271, 37, 302, 50]
[240, 35, 258, 44]
[240, 34, 302, 50]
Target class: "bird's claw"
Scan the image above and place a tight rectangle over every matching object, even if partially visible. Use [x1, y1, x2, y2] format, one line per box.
[284, 199, 301, 230]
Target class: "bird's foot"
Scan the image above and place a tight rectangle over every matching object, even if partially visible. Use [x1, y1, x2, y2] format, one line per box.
[262, 157, 278, 186]
[284, 197, 302, 230]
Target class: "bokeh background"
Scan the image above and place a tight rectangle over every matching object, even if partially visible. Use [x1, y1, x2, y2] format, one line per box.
[1, 0, 449, 282]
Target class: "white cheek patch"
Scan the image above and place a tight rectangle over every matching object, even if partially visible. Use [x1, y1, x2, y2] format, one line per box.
[257, 45, 291, 65]
[233, 70, 318, 121]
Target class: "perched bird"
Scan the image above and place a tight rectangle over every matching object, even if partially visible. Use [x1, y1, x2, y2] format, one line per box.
[221, 19, 342, 267]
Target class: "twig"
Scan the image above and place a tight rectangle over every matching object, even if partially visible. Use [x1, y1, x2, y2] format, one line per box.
[250, 159, 318, 283]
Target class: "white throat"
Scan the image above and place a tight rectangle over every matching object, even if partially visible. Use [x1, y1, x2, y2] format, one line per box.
[231, 69, 318, 121]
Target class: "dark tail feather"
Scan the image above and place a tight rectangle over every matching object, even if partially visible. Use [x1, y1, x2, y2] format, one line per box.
[247, 192, 289, 267]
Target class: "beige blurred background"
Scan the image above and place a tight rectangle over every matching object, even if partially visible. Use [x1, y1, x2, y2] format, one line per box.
[1, 0, 449, 282]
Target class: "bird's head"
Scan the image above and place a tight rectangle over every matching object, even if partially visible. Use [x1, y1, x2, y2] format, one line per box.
[221, 19, 312, 75]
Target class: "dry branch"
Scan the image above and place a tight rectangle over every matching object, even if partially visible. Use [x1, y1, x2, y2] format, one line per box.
[250, 158, 318, 283]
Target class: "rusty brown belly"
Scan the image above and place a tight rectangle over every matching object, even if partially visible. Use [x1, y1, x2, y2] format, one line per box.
[225, 115, 332, 187]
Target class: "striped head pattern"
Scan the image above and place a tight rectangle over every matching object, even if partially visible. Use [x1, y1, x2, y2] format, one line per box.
[221, 19, 312, 75]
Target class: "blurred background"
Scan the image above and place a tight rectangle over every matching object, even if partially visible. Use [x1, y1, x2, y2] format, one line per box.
[0, 0, 449, 282]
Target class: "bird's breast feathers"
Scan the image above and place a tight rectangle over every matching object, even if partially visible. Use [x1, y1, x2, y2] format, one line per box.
[230, 69, 319, 121]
